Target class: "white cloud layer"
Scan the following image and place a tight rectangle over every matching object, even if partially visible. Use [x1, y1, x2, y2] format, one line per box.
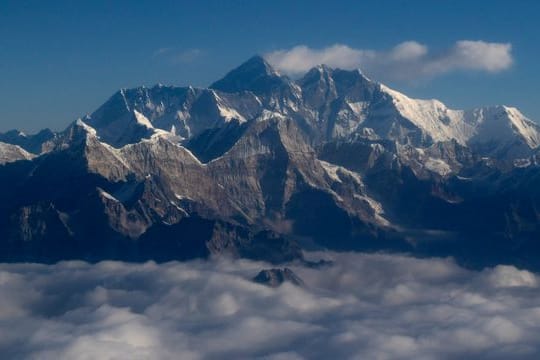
[0, 253, 539, 359]
[265, 41, 513, 81]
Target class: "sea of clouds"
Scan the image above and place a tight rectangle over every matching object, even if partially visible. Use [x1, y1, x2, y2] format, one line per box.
[0, 252, 539, 359]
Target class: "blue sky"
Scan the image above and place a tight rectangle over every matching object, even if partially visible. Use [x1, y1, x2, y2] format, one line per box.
[1, 0, 539, 132]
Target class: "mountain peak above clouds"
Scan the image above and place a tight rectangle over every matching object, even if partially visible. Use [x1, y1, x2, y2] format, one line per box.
[2, 55, 540, 270]
[210, 55, 288, 94]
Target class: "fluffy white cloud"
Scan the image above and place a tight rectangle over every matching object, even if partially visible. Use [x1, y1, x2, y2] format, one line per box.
[265, 44, 372, 75]
[0, 253, 539, 359]
[265, 41, 513, 81]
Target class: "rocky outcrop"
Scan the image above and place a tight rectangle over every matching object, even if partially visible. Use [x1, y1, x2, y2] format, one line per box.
[252, 268, 304, 287]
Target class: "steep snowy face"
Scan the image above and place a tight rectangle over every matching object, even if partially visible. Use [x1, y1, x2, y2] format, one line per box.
[84, 84, 263, 147]
[467, 106, 540, 157]
[375, 85, 540, 157]
[378, 84, 473, 145]
[504, 106, 540, 148]
[296, 65, 540, 154]
[0, 142, 35, 164]
[83, 88, 162, 147]
[45, 119, 98, 151]
[182, 89, 260, 140]
[209, 56, 305, 121]
[113, 85, 198, 132]
[211, 91, 247, 123]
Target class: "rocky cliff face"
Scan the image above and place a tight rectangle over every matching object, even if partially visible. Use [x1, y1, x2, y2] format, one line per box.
[252, 268, 304, 287]
[1, 56, 540, 269]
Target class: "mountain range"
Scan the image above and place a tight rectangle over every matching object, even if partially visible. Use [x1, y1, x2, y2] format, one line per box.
[2, 55, 540, 270]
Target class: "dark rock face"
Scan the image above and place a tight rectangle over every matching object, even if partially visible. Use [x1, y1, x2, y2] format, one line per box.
[0, 128, 55, 154]
[210, 55, 289, 95]
[2, 56, 540, 269]
[252, 268, 304, 287]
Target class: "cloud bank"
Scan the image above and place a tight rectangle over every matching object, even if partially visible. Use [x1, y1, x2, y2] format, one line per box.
[265, 41, 513, 81]
[0, 253, 539, 359]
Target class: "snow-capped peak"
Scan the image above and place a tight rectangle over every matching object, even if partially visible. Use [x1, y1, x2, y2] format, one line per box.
[379, 84, 473, 145]
[377, 83, 540, 152]
[210, 55, 286, 94]
[44, 56, 540, 163]
[501, 106, 540, 148]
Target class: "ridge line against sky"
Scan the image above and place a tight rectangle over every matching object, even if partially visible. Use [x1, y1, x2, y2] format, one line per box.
[0, 0, 539, 132]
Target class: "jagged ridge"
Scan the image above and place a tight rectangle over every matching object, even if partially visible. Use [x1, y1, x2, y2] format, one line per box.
[1, 56, 540, 269]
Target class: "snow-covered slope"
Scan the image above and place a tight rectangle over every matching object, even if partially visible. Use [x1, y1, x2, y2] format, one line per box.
[379, 84, 474, 145]
[0, 142, 35, 164]
[295, 64, 540, 156]
[378, 85, 540, 157]
[466, 106, 540, 157]
[54, 56, 538, 163]
[83, 85, 262, 147]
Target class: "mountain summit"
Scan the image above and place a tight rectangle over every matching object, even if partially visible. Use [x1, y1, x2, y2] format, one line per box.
[210, 55, 288, 94]
[1, 56, 540, 269]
